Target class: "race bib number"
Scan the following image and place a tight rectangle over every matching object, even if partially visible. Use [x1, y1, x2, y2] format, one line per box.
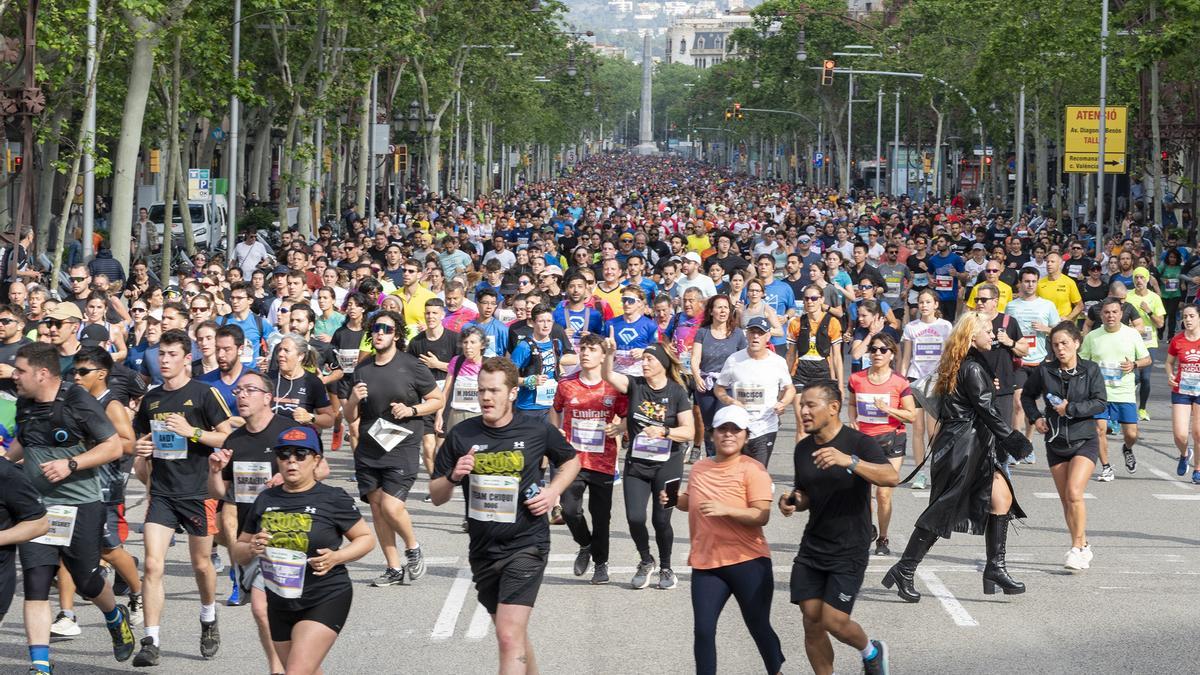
[1084, 300, 1099, 312]
[1180, 370, 1200, 396]
[1098, 361, 1123, 384]
[151, 420, 188, 460]
[569, 418, 606, 453]
[1165, 278, 1180, 293]
[613, 349, 641, 376]
[1020, 334, 1037, 352]
[1067, 264, 1083, 278]
[453, 375, 480, 412]
[233, 461, 272, 503]
[913, 273, 929, 287]
[468, 474, 519, 523]
[855, 393, 889, 425]
[733, 383, 767, 411]
[885, 276, 902, 294]
[368, 418, 413, 452]
[1141, 325, 1155, 343]
[535, 379, 558, 407]
[631, 433, 672, 462]
[336, 349, 359, 373]
[934, 275, 953, 291]
[260, 546, 306, 599]
[240, 342, 255, 365]
[31, 505, 77, 547]
[913, 337, 943, 361]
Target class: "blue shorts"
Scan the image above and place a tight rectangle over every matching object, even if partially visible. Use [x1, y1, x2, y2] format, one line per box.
[1095, 402, 1138, 425]
[1172, 392, 1200, 406]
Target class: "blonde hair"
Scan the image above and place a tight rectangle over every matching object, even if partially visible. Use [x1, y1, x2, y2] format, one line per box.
[935, 311, 991, 395]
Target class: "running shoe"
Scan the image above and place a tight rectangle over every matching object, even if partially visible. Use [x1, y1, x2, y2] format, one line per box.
[1123, 446, 1138, 473]
[1064, 547, 1089, 571]
[50, 611, 81, 637]
[631, 558, 656, 589]
[573, 546, 591, 577]
[590, 563, 610, 585]
[1138, 408, 1150, 421]
[210, 550, 225, 574]
[1081, 544, 1094, 565]
[911, 471, 927, 490]
[422, 494, 432, 502]
[127, 594, 143, 626]
[108, 604, 136, 662]
[225, 582, 241, 607]
[1020, 450, 1037, 465]
[1178, 450, 1192, 476]
[874, 538, 891, 556]
[1097, 465, 1115, 482]
[405, 546, 426, 581]
[131, 637, 159, 667]
[549, 505, 565, 525]
[657, 568, 677, 590]
[199, 618, 220, 659]
[1192, 470, 1200, 485]
[371, 567, 405, 587]
[460, 520, 469, 533]
[862, 639, 890, 675]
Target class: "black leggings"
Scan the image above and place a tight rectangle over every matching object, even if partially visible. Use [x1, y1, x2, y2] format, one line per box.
[561, 470, 615, 565]
[623, 452, 684, 569]
[1137, 365, 1151, 409]
[692, 557, 785, 675]
[1164, 296, 1181, 340]
[695, 388, 721, 457]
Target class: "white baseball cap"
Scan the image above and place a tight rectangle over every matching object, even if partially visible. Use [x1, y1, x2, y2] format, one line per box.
[713, 405, 752, 430]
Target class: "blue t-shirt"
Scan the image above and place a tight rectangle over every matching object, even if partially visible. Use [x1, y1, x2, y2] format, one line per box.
[762, 279, 797, 346]
[622, 277, 660, 301]
[553, 303, 604, 339]
[217, 312, 278, 360]
[511, 337, 563, 410]
[466, 316, 509, 358]
[197, 367, 256, 411]
[929, 252, 966, 300]
[605, 315, 660, 352]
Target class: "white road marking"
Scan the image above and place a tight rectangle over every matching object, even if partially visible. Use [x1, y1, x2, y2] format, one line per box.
[430, 567, 473, 640]
[1032, 492, 1094, 499]
[1152, 493, 1200, 501]
[1145, 466, 1195, 490]
[916, 570, 978, 627]
[911, 492, 930, 498]
[466, 603, 491, 639]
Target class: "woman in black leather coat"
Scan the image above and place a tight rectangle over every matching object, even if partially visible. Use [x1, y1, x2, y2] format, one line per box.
[883, 311, 1034, 602]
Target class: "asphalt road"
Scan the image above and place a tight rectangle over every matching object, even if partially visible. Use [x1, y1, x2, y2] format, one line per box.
[2, 361, 1197, 674]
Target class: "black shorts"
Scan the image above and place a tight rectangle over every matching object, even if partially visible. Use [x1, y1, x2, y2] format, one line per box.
[18, 501, 106, 576]
[267, 588, 353, 642]
[472, 546, 548, 615]
[355, 463, 416, 503]
[792, 359, 831, 388]
[0, 551, 14, 619]
[1047, 436, 1100, 468]
[1012, 367, 1029, 390]
[790, 558, 866, 615]
[745, 433, 777, 468]
[423, 413, 436, 436]
[874, 431, 907, 459]
[145, 495, 215, 537]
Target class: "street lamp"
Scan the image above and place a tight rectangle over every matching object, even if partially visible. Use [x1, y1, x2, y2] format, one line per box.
[795, 29, 807, 62]
[408, 99, 420, 133]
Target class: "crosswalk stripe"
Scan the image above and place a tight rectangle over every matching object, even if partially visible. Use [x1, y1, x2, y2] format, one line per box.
[1152, 494, 1200, 501]
[430, 568, 473, 640]
[465, 603, 491, 639]
[1032, 492, 1095, 499]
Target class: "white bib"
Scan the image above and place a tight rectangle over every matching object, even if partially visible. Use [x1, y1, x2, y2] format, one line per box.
[233, 461, 273, 503]
[855, 393, 889, 425]
[569, 418, 606, 453]
[31, 505, 78, 546]
[468, 474, 519, 523]
[631, 433, 671, 462]
[260, 546, 307, 599]
[368, 418, 412, 452]
[151, 420, 188, 460]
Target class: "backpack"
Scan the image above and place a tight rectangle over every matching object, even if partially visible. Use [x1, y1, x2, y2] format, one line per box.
[518, 336, 562, 379]
[1000, 314, 1023, 370]
[219, 312, 268, 357]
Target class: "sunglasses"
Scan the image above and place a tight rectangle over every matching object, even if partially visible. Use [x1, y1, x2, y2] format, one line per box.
[190, 306, 210, 313]
[985, 269, 1001, 273]
[232, 386, 269, 397]
[0, 318, 16, 325]
[274, 447, 317, 462]
[976, 296, 997, 302]
[858, 285, 874, 290]
[372, 324, 396, 335]
[621, 297, 639, 305]
[131, 307, 147, 314]
[73, 366, 103, 377]
[803, 296, 822, 301]
[278, 307, 290, 314]
[69, 276, 87, 283]
[43, 319, 77, 329]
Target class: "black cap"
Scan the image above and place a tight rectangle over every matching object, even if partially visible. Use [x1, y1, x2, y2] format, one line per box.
[78, 323, 110, 347]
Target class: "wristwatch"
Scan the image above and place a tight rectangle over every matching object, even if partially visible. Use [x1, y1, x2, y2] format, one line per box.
[847, 454, 860, 475]
[190, 427, 204, 443]
[67, 459, 78, 474]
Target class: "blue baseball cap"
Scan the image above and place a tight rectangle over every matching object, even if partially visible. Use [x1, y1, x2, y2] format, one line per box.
[276, 426, 322, 454]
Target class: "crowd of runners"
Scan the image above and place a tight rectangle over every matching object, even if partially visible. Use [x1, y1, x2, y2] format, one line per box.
[0, 153, 1196, 674]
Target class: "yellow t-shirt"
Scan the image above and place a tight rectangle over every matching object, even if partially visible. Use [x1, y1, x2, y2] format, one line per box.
[1037, 275, 1082, 318]
[390, 283, 437, 332]
[966, 280, 1013, 312]
[594, 284, 624, 314]
[687, 235, 712, 253]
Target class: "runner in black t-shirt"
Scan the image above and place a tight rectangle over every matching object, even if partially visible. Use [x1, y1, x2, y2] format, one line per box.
[431, 357, 579, 674]
[407, 298, 461, 475]
[234, 426, 373, 675]
[601, 337, 694, 591]
[779, 381, 896, 675]
[131, 330, 233, 666]
[330, 292, 371, 451]
[0, 454, 47, 624]
[270, 334, 335, 431]
[344, 310, 443, 587]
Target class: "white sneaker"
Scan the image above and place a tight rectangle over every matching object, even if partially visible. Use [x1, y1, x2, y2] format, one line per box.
[1064, 547, 1090, 571]
[50, 611, 81, 637]
[1080, 544, 1094, 565]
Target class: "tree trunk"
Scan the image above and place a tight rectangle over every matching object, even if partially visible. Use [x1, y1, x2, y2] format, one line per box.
[161, 127, 177, 283]
[332, 121, 343, 226]
[1149, 0, 1163, 230]
[35, 132, 62, 254]
[297, 123, 313, 238]
[427, 129, 442, 194]
[1034, 98, 1048, 212]
[168, 35, 195, 255]
[930, 100, 943, 200]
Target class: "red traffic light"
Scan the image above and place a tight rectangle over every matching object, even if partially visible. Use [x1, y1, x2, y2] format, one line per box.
[821, 60, 836, 86]
[1161, 151, 1169, 161]
[11, 155, 22, 172]
[984, 156, 992, 165]
[823, 60, 835, 69]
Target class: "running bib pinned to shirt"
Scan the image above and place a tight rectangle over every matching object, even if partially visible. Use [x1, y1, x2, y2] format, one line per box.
[613, 349, 641, 376]
[913, 337, 943, 361]
[453, 375, 480, 412]
[31, 505, 78, 547]
[1180, 370, 1200, 396]
[631, 433, 672, 462]
[733, 383, 767, 411]
[368, 418, 413, 452]
[233, 461, 273, 503]
[1020, 334, 1037, 352]
[468, 474, 519, 523]
[913, 272, 929, 287]
[240, 342, 256, 365]
[1098, 361, 1124, 384]
[569, 418, 606, 453]
[1165, 278, 1180, 293]
[336, 349, 359, 373]
[855, 393, 889, 425]
[260, 546, 306, 599]
[151, 420, 188, 460]
[934, 275, 953, 291]
[534, 379, 558, 407]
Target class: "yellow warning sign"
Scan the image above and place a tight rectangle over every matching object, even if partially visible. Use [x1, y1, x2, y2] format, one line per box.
[1064, 106, 1126, 173]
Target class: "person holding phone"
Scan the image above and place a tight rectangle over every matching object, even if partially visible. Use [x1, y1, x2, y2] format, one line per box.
[781, 380, 897, 675]
[665, 405, 784, 675]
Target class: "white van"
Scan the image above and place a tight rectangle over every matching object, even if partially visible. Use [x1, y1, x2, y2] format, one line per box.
[149, 195, 228, 250]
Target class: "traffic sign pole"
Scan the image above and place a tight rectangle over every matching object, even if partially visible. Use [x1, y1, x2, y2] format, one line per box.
[1096, 0, 1109, 260]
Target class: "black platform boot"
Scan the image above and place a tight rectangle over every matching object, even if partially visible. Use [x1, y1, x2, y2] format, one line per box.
[982, 514, 1026, 595]
[882, 528, 937, 603]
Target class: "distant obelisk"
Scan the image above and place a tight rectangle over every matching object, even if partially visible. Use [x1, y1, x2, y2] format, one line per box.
[635, 32, 657, 155]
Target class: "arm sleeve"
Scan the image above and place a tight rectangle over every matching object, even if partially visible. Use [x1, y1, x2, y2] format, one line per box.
[241, 498, 264, 535]
[71, 387, 117, 444]
[431, 428, 464, 480]
[413, 361, 438, 399]
[310, 373, 331, 408]
[745, 461, 773, 504]
[544, 425, 577, 468]
[203, 387, 233, 428]
[1067, 363, 1109, 419]
[331, 488, 363, 534]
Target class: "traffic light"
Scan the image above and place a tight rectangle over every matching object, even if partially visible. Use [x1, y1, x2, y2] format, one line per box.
[11, 155, 21, 173]
[724, 108, 733, 121]
[821, 60, 836, 86]
[1161, 150, 1169, 161]
[733, 102, 744, 120]
[984, 156, 992, 166]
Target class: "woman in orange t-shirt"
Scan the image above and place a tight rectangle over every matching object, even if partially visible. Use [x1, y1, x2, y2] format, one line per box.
[664, 405, 783, 675]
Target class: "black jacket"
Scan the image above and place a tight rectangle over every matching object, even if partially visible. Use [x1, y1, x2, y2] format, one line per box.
[1019, 358, 1107, 450]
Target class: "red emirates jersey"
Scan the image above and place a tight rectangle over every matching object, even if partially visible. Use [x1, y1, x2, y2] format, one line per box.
[553, 373, 628, 475]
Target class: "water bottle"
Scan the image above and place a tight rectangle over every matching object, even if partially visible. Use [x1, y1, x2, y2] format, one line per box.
[1045, 392, 1064, 408]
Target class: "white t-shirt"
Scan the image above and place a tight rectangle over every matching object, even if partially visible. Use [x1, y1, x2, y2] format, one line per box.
[716, 349, 792, 439]
[233, 240, 272, 279]
[902, 318, 954, 379]
[482, 249, 516, 270]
